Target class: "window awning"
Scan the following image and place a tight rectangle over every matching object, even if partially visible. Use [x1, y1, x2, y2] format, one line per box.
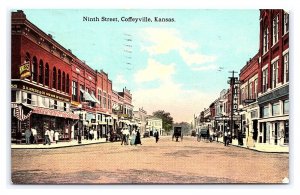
[91, 94, 100, 104]
[80, 89, 96, 103]
[31, 106, 79, 120]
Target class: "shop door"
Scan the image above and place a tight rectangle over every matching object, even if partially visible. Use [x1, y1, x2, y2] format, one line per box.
[284, 120, 289, 144]
[263, 123, 267, 143]
[274, 122, 278, 145]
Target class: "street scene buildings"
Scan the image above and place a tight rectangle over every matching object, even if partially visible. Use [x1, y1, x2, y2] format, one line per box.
[194, 9, 289, 150]
[11, 9, 289, 184]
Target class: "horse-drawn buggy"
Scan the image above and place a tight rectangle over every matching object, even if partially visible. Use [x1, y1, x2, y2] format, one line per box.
[172, 126, 183, 142]
[197, 126, 211, 142]
[109, 128, 122, 142]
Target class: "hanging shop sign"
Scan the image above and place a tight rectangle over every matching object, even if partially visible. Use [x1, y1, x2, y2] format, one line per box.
[19, 61, 31, 79]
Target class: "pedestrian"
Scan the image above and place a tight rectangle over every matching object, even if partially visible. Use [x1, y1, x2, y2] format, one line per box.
[121, 127, 126, 145]
[50, 129, 55, 143]
[224, 130, 228, 146]
[130, 129, 137, 145]
[154, 129, 159, 143]
[54, 131, 59, 144]
[94, 128, 98, 140]
[31, 126, 38, 144]
[43, 129, 51, 145]
[25, 127, 31, 144]
[89, 128, 94, 140]
[134, 130, 142, 145]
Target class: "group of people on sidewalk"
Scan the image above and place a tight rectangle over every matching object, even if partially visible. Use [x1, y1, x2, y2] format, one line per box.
[24, 126, 60, 145]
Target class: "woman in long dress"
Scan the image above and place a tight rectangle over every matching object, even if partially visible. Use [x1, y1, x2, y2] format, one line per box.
[130, 129, 136, 145]
[134, 130, 142, 145]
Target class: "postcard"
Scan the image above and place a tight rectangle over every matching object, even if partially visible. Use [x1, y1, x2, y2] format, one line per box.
[11, 9, 289, 184]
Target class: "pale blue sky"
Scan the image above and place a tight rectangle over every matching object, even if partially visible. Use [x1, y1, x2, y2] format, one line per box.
[22, 9, 259, 122]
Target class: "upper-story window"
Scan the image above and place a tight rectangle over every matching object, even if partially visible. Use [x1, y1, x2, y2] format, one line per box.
[271, 60, 279, 88]
[263, 27, 269, 54]
[254, 79, 258, 98]
[62, 72, 66, 92]
[80, 85, 84, 102]
[272, 15, 279, 45]
[249, 82, 253, 99]
[38, 60, 44, 84]
[98, 89, 102, 107]
[66, 74, 69, 93]
[57, 69, 61, 91]
[284, 53, 289, 83]
[52, 67, 57, 89]
[45, 63, 49, 86]
[72, 81, 78, 101]
[32, 57, 38, 82]
[283, 11, 289, 34]
[103, 92, 107, 108]
[262, 68, 268, 93]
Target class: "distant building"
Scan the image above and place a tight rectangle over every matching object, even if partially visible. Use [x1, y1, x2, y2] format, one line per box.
[146, 117, 163, 136]
[133, 108, 147, 135]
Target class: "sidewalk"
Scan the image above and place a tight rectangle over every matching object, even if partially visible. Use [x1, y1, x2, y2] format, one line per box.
[216, 137, 289, 153]
[11, 138, 108, 149]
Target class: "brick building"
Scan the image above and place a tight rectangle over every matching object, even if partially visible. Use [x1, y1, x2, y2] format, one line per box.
[11, 10, 78, 143]
[257, 9, 289, 146]
[239, 53, 259, 147]
[11, 10, 133, 143]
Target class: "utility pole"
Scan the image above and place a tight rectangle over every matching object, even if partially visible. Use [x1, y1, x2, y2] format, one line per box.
[228, 70, 239, 138]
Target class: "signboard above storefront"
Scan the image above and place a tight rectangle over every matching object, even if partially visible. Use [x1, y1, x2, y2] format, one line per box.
[19, 62, 31, 79]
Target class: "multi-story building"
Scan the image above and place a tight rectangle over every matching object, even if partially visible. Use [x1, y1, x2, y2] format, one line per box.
[239, 53, 259, 147]
[11, 10, 133, 143]
[11, 10, 79, 143]
[146, 117, 163, 136]
[133, 108, 147, 135]
[257, 9, 289, 146]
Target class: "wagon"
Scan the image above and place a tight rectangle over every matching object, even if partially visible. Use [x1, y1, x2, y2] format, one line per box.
[172, 126, 183, 142]
[197, 127, 210, 142]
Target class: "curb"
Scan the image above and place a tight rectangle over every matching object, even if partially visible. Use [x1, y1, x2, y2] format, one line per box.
[215, 140, 289, 154]
[11, 140, 112, 149]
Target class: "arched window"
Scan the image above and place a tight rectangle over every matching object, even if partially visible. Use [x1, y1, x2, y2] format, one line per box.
[32, 57, 38, 82]
[58, 69, 61, 91]
[52, 67, 57, 89]
[45, 63, 49, 86]
[62, 72, 65, 92]
[25, 52, 30, 63]
[39, 60, 44, 84]
[66, 74, 69, 94]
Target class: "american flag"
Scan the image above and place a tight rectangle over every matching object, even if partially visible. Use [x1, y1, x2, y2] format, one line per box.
[13, 104, 32, 121]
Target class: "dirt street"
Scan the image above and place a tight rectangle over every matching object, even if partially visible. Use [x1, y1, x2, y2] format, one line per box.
[11, 136, 288, 184]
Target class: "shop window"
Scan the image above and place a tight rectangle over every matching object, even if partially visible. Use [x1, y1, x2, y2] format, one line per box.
[27, 93, 32, 104]
[272, 103, 280, 116]
[64, 102, 67, 111]
[284, 100, 289, 114]
[11, 91, 16, 102]
[54, 100, 57, 109]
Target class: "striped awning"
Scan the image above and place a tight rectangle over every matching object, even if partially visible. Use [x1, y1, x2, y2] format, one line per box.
[12, 103, 33, 121]
[32, 107, 79, 119]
